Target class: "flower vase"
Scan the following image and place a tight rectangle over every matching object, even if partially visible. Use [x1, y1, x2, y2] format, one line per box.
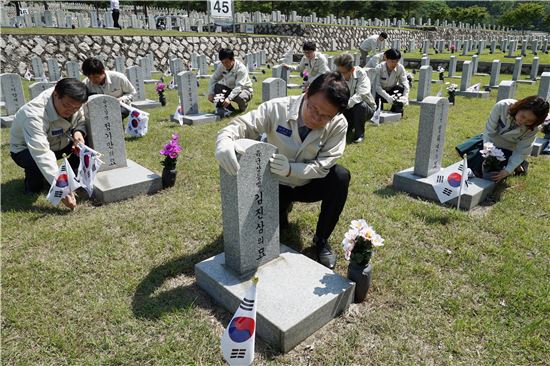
[439, 73, 444, 81]
[347, 262, 373, 303]
[161, 168, 177, 188]
[390, 103, 404, 115]
[159, 93, 167, 106]
[481, 163, 498, 180]
[448, 93, 455, 105]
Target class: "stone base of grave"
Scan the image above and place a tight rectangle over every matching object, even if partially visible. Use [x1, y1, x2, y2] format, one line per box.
[448, 76, 462, 79]
[195, 244, 355, 353]
[515, 80, 536, 85]
[171, 113, 219, 125]
[431, 80, 444, 84]
[131, 99, 162, 109]
[376, 111, 402, 123]
[0, 115, 14, 128]
[196, 74, 211, 79]
[531, 137, 549, 156]
[250, 71, 263, 75]
[474, 73, 490, 76]
[484, 85, 500, 90]
[144, 79, 160, 84]
[287, 83, 302, 89]
[455, 91, 490, 98]
[392, 161, 495, 210]
[92, 159, 162, 203]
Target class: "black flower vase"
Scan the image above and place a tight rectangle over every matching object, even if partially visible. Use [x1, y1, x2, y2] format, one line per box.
[162, 167, 177, 188]
[159, 92, 167, 106]
[390, 103, 404, 116]
[439, 73, 444, 81]
[347, 262, 373, 303]
[448, 93, 455, 105]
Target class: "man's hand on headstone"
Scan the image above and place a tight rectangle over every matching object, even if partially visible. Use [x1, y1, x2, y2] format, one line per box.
[207, 94, 215, 103]
[269, 154, 291, 177]
[61, 193, 77, 210]
[222, 98, 231, 108]
[215, 138, 240, 175]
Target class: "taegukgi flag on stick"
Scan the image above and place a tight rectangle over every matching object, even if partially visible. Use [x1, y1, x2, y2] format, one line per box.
[431, 162, 470, 204]
[76, 143, 104, 197]
[221, 276, 258, 366]
[46, 157, 81, 205]
[456, 154, 469, 209]
[371, 103, 382, 126]
[121, 102, 149, 137]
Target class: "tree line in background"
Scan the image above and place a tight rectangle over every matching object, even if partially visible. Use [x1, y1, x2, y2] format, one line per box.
[9, 1, 550, 32]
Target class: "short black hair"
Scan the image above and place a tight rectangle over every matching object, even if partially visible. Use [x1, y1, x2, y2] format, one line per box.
[384, 48, 401, 60]
[306, 72, 350, 113]
[380, 32, 388, 39]
[334, 54, 354, 71]
[54, 78, 88, 103]
[81, 57, 105, 76]
[303, 41, 316, 52]
[219, 48, 234, 61]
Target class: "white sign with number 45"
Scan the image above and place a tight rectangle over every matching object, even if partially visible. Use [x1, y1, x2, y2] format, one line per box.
[210, 0, 233, 18]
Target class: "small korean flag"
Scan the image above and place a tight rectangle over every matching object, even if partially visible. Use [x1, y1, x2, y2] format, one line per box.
[466, 82, 481, 92]
[432, 163, 469, 203]
[371, 103, 382, 126]
[24, 68, 33, 81]
[77, 143, 103, 197]
[173, 105, 184, 125]
[221, 277, 258, 366]
[46, 157, 80, 206]
[122, 103, 149, 137]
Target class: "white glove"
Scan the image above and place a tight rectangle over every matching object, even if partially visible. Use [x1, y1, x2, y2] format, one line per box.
[269, 153, 291, 177]
[215, 138, 245, 175]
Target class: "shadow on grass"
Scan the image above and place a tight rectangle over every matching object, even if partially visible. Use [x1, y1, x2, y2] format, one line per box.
[479, 180, 509, 206]
[132, 234, 223, 320]
[373, 185, 400, 198]
[1, 179, 69, 215]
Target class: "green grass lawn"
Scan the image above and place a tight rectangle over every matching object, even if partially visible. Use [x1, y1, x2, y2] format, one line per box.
[2, 66, 549, 365]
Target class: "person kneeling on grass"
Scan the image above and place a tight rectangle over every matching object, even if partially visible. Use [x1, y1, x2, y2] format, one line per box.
[373, 48, 410, 112]
[82, 57, 137, 120]
[333, 53, 375, 144]
[456, 96, 549, 182]
[207, 48, 254, 118]
[215, 72, 351, 269]
[9, 78, 89, 209]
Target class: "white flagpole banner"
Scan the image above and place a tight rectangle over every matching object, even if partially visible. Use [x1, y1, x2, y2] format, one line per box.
[221, 277, 258, 366]
[210, 0, 233, 19]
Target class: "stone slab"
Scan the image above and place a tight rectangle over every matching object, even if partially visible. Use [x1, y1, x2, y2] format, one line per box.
[474, 73, 490, 76]
[379, 111, 402, 123]
[392, 162, 495, 210]
[287, 83, 302, 89]
[515, 80, 536, 85]
[131, 99, 161, 110]
[195, 244, 355, 353]
[196, 74, 212, 79]
[431, 80, 443, 84]
[531, 137, 549, 156]
[0, 115, 14, 128]
[455, 91, 490, 98]
[448, 76, 462, 79]
[143, 79, 160, 84]
[92, 159, 162, 203]
[171, 113, 219, 125]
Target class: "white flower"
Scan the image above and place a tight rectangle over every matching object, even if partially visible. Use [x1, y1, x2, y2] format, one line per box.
[350, 219, 367, 231]
[371, 233, 385, 247]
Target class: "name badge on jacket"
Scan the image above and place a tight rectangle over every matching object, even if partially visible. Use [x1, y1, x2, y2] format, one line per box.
[276, 125, 292, 137]
[51, 128, 64, 136]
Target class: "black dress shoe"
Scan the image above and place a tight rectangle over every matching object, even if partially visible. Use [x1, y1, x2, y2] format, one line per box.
[313, 235, 337, 269]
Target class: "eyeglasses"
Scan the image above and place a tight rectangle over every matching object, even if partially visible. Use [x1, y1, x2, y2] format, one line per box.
[58, 97, 82, 113]
[306, 97, 336, 123]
